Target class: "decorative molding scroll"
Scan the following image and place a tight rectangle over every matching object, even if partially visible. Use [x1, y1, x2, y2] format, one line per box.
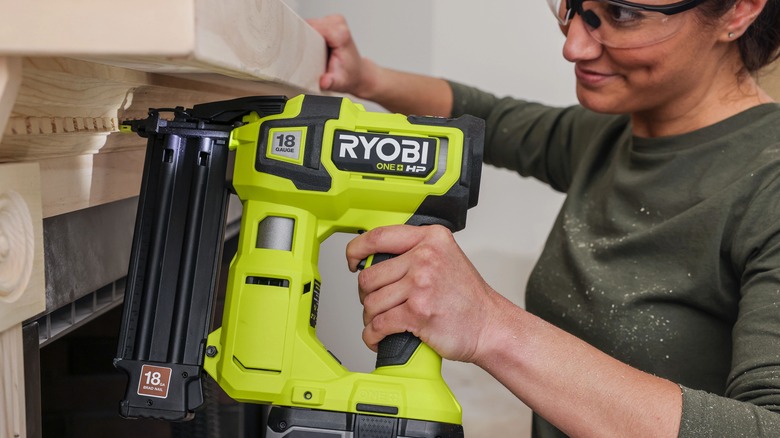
[0, 161, 44, 333]
[0, 189, 34, 304]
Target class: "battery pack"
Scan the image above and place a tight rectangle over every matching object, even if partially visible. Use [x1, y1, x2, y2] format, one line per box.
[266, 406, 465, 438]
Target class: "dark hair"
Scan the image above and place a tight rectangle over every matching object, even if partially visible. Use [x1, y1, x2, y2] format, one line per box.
[697, 0, 780, 72]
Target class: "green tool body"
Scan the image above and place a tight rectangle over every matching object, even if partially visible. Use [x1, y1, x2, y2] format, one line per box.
[115, 94, 484, 437]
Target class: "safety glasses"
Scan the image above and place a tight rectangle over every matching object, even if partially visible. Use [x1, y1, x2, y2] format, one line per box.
[547, 0, 708, 48]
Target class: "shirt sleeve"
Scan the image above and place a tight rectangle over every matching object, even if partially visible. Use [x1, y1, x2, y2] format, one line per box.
[447, 80, 624, 192]
[679, 172, 780, 436]
[680, 386, 780, 436]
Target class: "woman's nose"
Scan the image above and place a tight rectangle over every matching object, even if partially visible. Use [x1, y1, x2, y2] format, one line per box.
[562, 14, 603, 62]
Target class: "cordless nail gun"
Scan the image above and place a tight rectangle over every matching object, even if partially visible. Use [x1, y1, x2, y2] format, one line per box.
[114, 94, 484, 437]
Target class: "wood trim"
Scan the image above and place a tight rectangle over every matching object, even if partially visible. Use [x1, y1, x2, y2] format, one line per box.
[1, 55, 325, 217]
[0, 324, 26, 438]
[2, 57, 306, 162]
[38, 149, 144, 218]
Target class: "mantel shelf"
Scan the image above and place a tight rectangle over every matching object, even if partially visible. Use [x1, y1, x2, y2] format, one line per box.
[0, 0, 325, 90]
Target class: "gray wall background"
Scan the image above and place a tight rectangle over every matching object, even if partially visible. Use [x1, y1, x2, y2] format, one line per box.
[282, 1, 576, 435]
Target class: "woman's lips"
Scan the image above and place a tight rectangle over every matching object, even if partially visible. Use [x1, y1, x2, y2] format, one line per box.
[575, 64, 618, 87]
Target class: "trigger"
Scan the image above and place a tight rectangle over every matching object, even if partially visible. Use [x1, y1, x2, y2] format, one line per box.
[357, 254, 374, 271]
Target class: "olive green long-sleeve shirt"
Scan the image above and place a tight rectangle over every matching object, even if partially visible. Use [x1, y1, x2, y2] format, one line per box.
[449, 81, 780, 437]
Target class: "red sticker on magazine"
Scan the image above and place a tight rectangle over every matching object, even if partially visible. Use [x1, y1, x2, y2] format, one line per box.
[137, 364, 172, 398]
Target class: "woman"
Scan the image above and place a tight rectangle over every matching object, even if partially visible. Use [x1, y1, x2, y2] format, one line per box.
[308, 0, 780, 436]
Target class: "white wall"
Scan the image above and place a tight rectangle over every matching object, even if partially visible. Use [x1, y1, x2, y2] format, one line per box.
[283, 2, 576, 436]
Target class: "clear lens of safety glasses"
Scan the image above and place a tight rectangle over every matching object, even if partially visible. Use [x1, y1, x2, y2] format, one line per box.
[547, 0, 573, 25]
[547, 0, 693, 49]
[583, 1, 688, 48]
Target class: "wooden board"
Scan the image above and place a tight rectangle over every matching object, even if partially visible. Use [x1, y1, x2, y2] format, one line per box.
[0, 324, 25, 438]
[0, 0, 326, 92]
[0, 161, 45, 331]
[37, 149, 144, 218]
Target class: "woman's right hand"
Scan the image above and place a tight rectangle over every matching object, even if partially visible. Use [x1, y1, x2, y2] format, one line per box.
[307, 15, 379, 99]
[307, 14, 452, 117]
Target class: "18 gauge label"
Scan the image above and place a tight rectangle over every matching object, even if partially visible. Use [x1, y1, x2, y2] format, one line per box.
[267, 127, 306, 165]
[332, 130, 437, 177]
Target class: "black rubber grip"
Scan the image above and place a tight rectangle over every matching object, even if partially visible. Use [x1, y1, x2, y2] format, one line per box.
[376, 332, 421, 368]
[357, 253, 424, 368]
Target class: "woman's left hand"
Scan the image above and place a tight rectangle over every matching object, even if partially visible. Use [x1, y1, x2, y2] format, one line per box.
[346, 224, 510, 363]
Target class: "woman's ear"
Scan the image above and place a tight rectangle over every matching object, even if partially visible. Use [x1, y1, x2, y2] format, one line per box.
[721, 0, 768, 41]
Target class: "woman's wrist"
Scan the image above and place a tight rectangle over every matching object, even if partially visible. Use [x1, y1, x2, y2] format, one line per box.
[470, 290, 526, 370]
[354, 57, 383, 101]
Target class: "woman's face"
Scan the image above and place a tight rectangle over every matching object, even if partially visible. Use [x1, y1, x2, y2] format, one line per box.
[560, 1, 730, 121]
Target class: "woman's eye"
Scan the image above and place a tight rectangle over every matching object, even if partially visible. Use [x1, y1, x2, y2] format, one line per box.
[604, 4, 645, 24]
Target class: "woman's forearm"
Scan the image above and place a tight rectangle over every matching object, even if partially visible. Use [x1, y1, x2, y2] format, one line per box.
[475, 296, 682, 438]
[358, 59, 453, 117]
